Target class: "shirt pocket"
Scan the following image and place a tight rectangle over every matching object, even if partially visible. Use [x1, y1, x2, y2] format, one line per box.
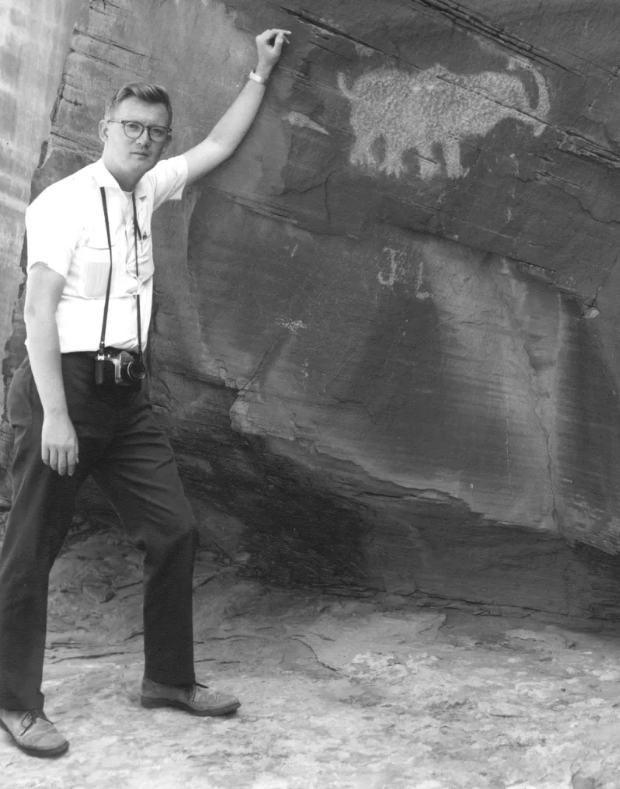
[73, 241, 113, 299]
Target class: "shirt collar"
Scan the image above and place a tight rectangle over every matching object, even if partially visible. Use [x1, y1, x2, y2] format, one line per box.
[91, 159, 148, 199]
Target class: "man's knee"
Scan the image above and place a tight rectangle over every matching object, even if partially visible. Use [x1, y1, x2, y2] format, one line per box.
[138, 510, 198, 556]
[172, 517, 199, 551]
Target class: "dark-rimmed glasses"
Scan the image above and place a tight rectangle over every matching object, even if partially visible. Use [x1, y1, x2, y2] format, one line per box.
[107, 119, 171, 143]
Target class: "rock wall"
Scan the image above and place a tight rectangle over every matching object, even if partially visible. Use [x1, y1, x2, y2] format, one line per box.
[4, 0, 620, 616]
[0, 0, 84, 499]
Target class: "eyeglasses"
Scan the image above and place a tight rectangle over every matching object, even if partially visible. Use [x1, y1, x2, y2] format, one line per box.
[107, 119, 171, 143]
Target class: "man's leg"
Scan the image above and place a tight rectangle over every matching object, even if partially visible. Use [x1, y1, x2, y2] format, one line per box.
[0, 355, 111, 756]
[91, 389, 240, 716]
[0, 359, 93, 710]
[0, 451, 85, 710]
[91, 390, 198, 686]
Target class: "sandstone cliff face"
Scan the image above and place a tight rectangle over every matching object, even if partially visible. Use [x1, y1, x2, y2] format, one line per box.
[4, 0, 620, 616]
[0, 0, 83, 496]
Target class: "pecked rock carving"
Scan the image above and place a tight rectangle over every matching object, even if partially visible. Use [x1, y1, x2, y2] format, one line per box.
[338, 58, 550, 180]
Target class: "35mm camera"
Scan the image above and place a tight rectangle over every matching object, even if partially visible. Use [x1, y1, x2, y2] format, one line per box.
[95, 350, 146, 389]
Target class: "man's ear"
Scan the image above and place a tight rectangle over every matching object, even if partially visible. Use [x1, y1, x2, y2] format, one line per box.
[98, 119, 109, 144]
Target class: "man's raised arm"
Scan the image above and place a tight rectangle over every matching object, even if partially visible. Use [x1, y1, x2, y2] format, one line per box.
[182, 28, 290, 186]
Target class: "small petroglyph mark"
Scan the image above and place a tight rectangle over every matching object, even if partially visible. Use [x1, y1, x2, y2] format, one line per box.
[277, 318, 307, 334]
[339, 57, 550, 181]
[378, 247, 430, 300]
[378, 247, 402, 287]
[414, 260, 430, 301]
[285, 111, 330, 135]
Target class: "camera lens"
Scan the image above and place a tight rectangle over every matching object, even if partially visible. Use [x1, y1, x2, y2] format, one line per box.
[126, 360, 146, 381]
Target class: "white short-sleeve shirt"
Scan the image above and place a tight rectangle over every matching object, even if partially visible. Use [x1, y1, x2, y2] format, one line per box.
[25, 155, 188, 353]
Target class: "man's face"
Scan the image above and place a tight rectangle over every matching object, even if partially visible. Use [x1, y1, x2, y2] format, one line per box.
[99, 97, 171, 184]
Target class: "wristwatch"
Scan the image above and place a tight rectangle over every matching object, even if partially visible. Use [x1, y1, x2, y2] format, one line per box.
[249, 70, 267, 84]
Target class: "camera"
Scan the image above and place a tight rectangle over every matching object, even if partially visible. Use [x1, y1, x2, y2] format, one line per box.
[95, 350, 146, 389]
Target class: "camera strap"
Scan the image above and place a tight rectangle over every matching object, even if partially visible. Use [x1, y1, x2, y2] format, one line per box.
[131, 193, 143, 361]
[98, 187, 143, 362]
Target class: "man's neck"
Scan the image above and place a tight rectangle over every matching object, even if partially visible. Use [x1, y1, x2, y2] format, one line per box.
[101, 158, 141, 193]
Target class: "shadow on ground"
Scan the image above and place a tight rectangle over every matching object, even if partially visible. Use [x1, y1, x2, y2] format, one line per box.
[0, 517, 619, 788]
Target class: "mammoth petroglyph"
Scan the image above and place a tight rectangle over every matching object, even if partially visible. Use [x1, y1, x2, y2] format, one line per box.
[338, 58, 550, 180]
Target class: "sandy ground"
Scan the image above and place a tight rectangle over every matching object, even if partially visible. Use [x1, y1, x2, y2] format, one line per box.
[0, 523, 619, 789]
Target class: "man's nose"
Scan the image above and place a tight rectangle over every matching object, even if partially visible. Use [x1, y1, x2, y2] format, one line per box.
[136, 127, 151, 145]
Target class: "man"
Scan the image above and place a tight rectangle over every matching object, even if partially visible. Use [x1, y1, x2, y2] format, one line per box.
[0, 27, 290, 758]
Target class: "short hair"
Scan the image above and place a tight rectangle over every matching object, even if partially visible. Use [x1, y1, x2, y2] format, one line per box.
[105, 82, 173, 126]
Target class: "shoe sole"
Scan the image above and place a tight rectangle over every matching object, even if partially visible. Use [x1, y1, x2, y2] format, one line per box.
[140, 696, 241, 717]
[0, 718, 69, 759]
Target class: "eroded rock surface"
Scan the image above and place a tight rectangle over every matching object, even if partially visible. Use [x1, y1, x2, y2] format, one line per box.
[4, 1, 620, 613]
[1, 525, 620, 788]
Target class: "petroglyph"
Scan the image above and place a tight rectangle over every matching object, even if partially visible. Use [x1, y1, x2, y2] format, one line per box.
[414, 260, 430, 301]
[338, 58, 550, 180]
[378, 247, 404, 288]
[277, 318, 308, 334]
[378, 247, 430, 300]
[285, 111, 330, 136]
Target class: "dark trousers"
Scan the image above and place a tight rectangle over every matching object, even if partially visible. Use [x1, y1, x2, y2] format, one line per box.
[0, 353, 198, 710]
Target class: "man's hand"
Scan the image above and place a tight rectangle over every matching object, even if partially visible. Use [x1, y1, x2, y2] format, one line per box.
[254, 29, 291, 81]
[41, 413, 79, 476]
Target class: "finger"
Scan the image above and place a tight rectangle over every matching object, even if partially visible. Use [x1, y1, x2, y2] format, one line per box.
[269, 30, 291, 45]
[67, 443, 79, 477]
[41, 444, 50, 467]
[48, 447, 58, 473]
[272, 31, 286, 55]
[257, 29, 291, 45]
[57, 450, 67, 477]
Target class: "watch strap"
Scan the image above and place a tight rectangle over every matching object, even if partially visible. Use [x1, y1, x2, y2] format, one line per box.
[249, 69, 267, 84]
